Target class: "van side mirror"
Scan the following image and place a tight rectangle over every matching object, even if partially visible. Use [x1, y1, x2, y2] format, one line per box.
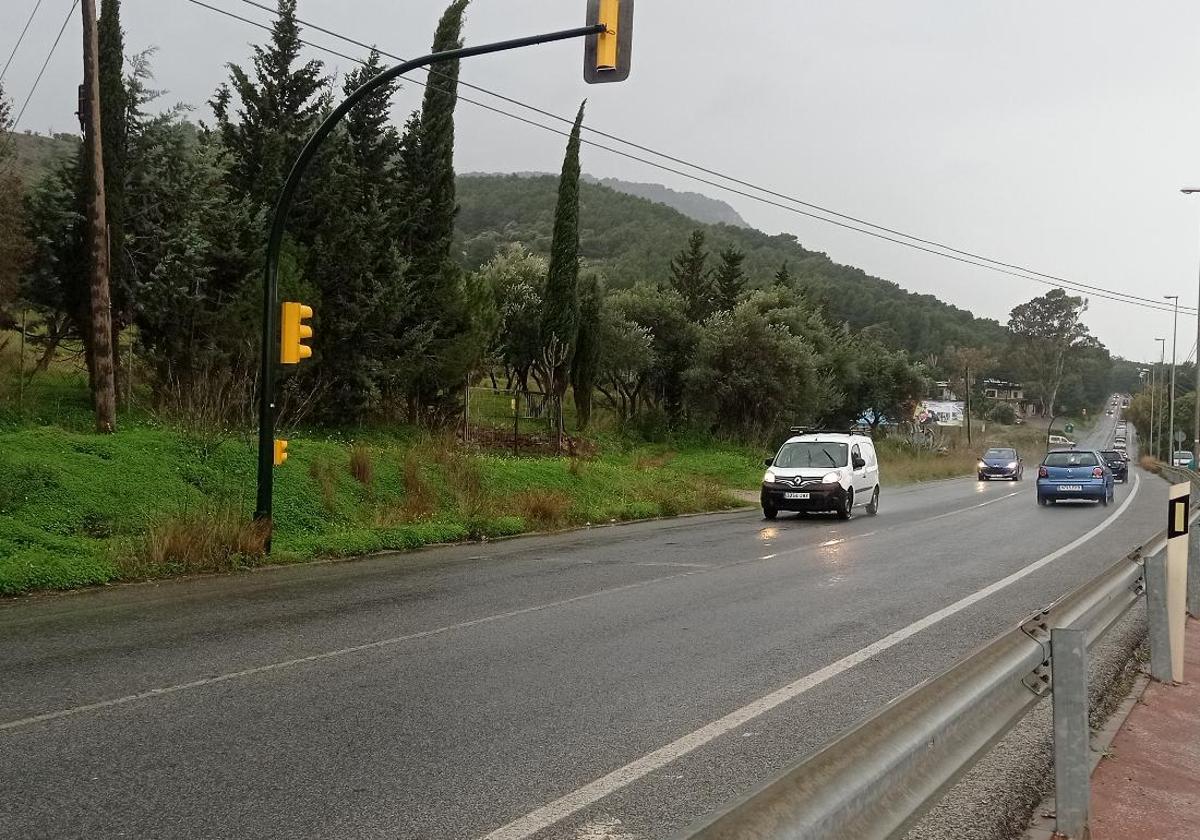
[763, 457, 773, 467]
[852, 455, 866, 470]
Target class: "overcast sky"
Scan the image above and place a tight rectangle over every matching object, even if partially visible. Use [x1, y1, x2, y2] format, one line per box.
[7, 0, 1200, 362]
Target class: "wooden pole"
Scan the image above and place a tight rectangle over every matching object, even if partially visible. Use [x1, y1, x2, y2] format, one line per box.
[81, 0, 117, 433]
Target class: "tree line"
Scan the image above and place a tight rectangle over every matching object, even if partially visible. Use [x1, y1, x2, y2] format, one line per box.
[0, 0, 1118, 442]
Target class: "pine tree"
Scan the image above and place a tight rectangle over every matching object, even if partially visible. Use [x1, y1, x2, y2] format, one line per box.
[541, 101, 585, 443]
[773, 260, 791, 288]
[713, 246, 746, 311]
[571, 273, 603, 431]
[309, 49, 406, 425]
[210, 0, 328, 209]
[668, 230, 713, 322]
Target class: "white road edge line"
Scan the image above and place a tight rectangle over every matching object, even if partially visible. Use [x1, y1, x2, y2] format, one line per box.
[0, 570, 706, 733]
[476, 475, 1142, 840]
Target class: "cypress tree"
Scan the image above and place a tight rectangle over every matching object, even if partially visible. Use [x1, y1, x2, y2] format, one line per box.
[541, 101, 585, 441]
[96, 0, 129, 397]
[713, 246, 746, 311]
[669, 230, 713, 322]
[399, 0, 472, 417]
[571, 273, 603, 431]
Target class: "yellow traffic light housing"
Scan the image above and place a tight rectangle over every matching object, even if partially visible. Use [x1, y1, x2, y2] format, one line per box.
[585, 0, 633, 84]
[280, 301, 313, 364]
[273, 439, 288, 466]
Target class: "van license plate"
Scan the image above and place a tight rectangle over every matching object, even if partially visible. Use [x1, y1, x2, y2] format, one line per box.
[784, 492, 809, 500]
[1060, 485, 1082, 492]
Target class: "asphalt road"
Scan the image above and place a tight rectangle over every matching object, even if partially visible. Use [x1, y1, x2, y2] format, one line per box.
[0, 410, 1165, 840]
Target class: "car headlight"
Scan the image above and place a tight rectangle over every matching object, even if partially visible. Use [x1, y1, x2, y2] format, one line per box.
[978, 461, 986, 469]
[763, 471, 776, 484]
[1007, 461, 1018, 469]
[822, 471, 841, 484]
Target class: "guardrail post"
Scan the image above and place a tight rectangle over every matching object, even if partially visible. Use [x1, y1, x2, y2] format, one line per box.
[1052, 627, 1091, 839]
[1145, 552, 1174, 683]
[1189, 519, 1199, 619]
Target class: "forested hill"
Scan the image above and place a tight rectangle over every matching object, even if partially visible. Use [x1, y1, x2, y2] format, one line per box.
[582, 175, 749, 227]
[455, 173, 1009, 358]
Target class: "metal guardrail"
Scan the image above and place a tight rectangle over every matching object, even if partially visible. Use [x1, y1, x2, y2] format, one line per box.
[678, 470, 1198, 840]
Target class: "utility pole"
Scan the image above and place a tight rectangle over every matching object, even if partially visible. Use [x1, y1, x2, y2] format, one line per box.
[1178, 188, 1200, 463]
[81, 0, 117, 433]
[1149, 362, 1157, 461]
[964, 364, 972, 446]
[1166, 296, 1180, 462]
[1156, 337, 1167, 460]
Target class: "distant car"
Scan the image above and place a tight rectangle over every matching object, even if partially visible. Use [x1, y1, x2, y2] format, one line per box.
[1047, 434, 1076, 449]
[1100, 450, 1129, 483]
[1122, 399, 1130, 408]
[1105, 409, 1113, 416]
[1172, 451, 1195, 469]
[1037, 449, 1114, 506]
[978, 447, 1023, 481]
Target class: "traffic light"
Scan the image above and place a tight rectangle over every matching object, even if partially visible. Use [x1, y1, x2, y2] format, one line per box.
[584, 0, 633, 83]
[280, 301, 313, 364]
[274, 439, 288, 466]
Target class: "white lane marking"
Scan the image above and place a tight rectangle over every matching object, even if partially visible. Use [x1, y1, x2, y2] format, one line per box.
[924, 490, 1021, 523]
[0, 570, 705, 734]
[633, 562, 709, 569]
[574, 816, 637, 840]
[476, 475, 1141, 840]
[768, 491, 1020, 562]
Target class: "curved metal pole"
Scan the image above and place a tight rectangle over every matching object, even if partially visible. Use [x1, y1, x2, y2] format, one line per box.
[255, 23, 605, 531]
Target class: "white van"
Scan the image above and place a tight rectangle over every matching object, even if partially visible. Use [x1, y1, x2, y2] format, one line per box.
[761, 432, 880, 520]
[1048, 434, 1076, 449]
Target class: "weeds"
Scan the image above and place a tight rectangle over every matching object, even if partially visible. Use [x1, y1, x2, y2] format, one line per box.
[400, 452, 436, 521]
[117, 507, 268, 579]
[308, 457, 339, 514]
[512, 489, 573, 530]
[349, 444, 374, 487]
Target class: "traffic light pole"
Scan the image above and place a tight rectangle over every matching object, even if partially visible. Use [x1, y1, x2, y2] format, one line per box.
[254, 23, 606, 543]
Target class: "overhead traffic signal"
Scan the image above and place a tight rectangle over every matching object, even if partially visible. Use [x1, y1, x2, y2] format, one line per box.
[280, 301, 313, 364]
[584, 0, 633, 84]
[274, 439, 289, 466]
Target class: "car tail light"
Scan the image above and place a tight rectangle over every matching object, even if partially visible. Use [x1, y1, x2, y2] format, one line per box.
[1092, 467, 1104, 478]
[1038, 466, 1048, 478]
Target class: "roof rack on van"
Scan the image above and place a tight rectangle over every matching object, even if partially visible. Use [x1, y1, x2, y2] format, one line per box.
[788, 426, 860, 436]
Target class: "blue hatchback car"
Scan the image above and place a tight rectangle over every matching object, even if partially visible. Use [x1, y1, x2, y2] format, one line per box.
[1037, 449, 1114, 506]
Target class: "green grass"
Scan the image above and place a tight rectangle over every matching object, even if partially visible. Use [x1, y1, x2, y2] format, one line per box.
[0, 385, 765, 594]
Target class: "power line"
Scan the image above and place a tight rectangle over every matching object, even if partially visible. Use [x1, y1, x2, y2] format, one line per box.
[187, 0, 1192, 316]
[0, 0, 77, 162]
[1, 0, 45, 85]
[234, 0, 1189, 316]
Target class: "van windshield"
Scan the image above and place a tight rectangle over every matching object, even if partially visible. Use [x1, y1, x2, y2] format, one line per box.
[774, 442, 848, 468]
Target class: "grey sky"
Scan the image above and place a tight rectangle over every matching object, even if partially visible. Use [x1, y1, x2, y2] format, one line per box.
[6, 0, 1200, 362]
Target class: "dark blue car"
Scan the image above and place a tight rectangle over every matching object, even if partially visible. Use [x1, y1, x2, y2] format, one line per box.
[1037, 449, 1114, 506]
[978, 447, 1023, 481]
[1099, 450, 1129, 483]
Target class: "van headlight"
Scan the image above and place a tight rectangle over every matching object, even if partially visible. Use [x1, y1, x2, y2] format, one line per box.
[822, 471, 841, 484]
[763, 471, 776, 484]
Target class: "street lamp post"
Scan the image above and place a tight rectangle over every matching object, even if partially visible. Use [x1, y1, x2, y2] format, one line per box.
[1166, 296, 1180, 463]
[252, 22, 611, 545]
[1180, 188, 1200, 463]
[1156, 336, 1167, 459]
